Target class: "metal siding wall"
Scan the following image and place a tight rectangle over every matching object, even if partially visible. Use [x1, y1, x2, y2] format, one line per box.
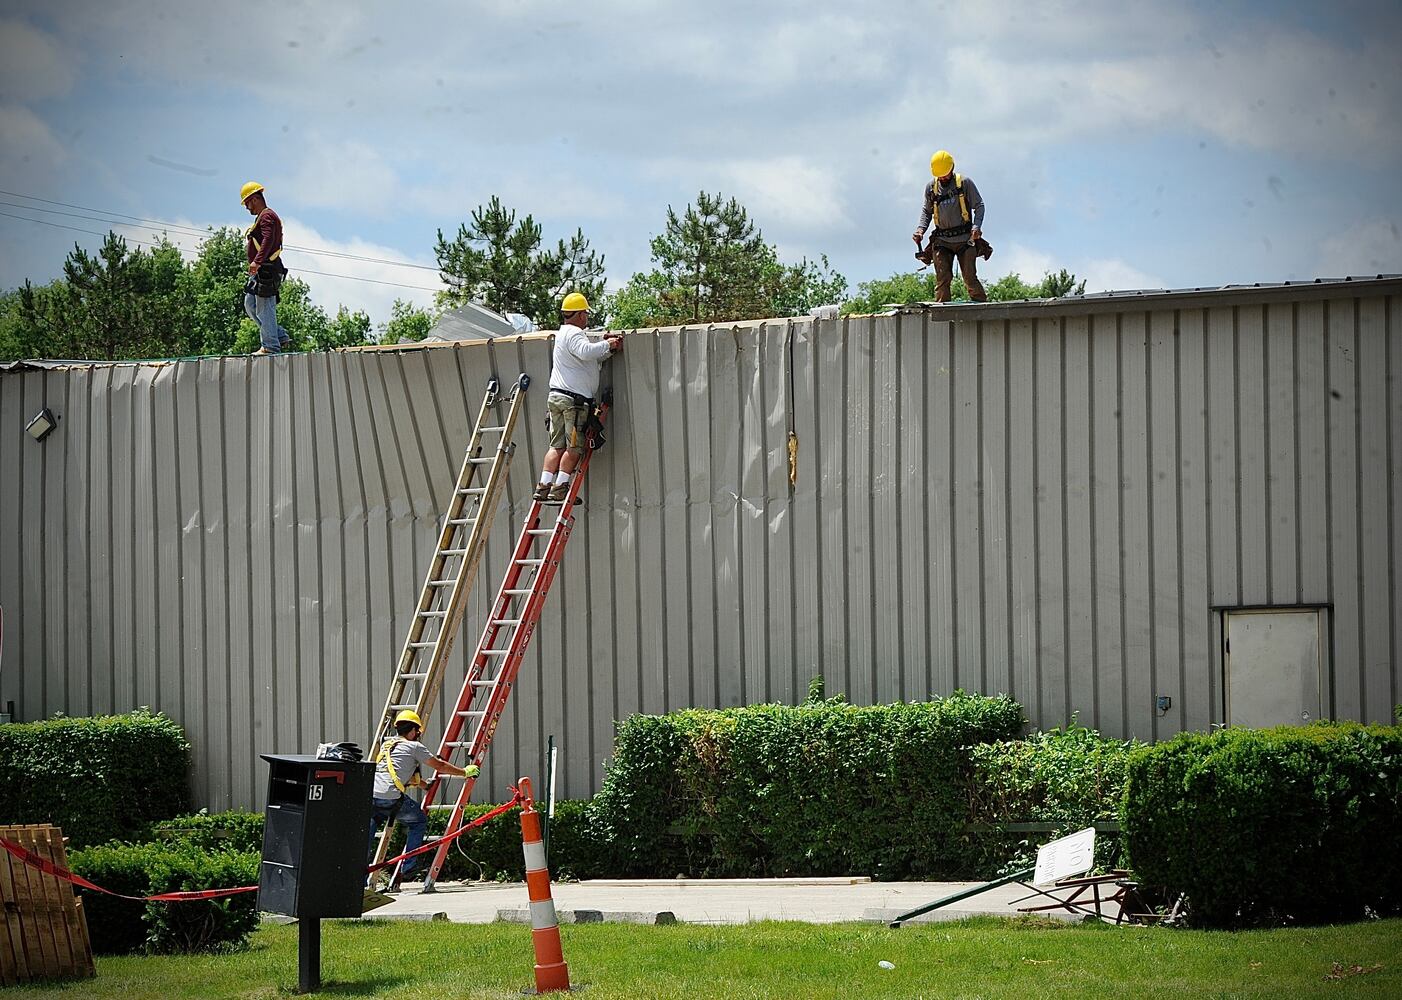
[2, 283, 1399, 811]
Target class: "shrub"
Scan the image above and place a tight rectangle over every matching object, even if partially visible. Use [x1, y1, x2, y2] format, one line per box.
[961, 725, 1140, 875]
[68, 842, 259, 954]
[1122, 723, 1402, 927]
[589, 692, 1025, 879]
[0, 710, 191, 847]
[152, 810, 264, 855]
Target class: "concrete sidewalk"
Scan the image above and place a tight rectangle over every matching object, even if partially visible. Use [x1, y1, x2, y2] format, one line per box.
[362, 877, 1090, 925]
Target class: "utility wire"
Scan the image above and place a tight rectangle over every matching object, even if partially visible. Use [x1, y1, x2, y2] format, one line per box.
[0, 209, 443, 292]
[0, 189, 445, 273]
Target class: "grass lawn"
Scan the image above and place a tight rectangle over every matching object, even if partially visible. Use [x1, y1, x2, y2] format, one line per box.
[7, 916, 1401, 999]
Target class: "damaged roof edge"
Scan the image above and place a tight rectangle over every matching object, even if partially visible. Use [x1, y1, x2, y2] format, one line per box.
[3, 274, 1399, 373]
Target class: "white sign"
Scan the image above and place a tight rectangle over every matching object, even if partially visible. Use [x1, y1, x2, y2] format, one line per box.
[1033, 827, 1096, 886]
[307, 785, 323, 801]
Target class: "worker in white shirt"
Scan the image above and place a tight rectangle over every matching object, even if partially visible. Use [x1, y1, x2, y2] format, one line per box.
[534, 292, 622, 503]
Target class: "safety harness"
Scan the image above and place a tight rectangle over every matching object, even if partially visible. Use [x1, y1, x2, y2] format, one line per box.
[245, 212, 287, 298]
[931, 173, 972, 238]
[377, 737, 425, 796]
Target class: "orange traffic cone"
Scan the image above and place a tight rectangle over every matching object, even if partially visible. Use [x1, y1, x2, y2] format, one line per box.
[519, 777, 570, 993]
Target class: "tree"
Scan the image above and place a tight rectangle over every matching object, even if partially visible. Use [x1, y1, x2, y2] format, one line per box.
[178, 226, 251, 355]
[433, 196, 605, 327]
[12, 233, 189, 361]
[604, 192, 849, 328]
[648, 192, 770, 324]
[380, 298, 435, 343]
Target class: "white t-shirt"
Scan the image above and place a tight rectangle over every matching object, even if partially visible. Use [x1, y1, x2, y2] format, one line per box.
[548, 323, 613, 399]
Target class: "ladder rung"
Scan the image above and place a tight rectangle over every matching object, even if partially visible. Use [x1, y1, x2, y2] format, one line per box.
[479, 425, 507, 433]
[388, 703, 416, 711]
[491, 618, 523, 626]
[516, 558, 544, 566]
[471, 679, 496, 688]
[441, 548, 467, 556]
[457, 710, 486, 718]
[503, 588, 533, 595]
[442, 741, 472, 748]
[420, 610, 447, 618]
[399, 672, 429, 681]
[526, 528, 554, 536]
[409, 641, 436, 648]
[468, 457, 495, 464]
[427, 579, 454, 587]
[480, 649, 511, 655]
[447, 517, 475, 525]
[459, 487, 485, 495]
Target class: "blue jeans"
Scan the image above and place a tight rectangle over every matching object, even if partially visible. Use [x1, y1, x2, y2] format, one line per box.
[244, 292, 289, 353]
[367, 795, 428, 877]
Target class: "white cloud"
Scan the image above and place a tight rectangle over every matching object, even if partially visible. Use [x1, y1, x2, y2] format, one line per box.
[274, 137, 403, 216]
[714, 157, 850, 232]
[1318, 219, 1402, 278]
[0, 19, 78, 102]
[277, 217, 442, 323]
[1077, 257, 1166, 293]
[987, 241, 1164, 293]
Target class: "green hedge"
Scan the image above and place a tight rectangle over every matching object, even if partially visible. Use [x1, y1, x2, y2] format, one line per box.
[152, 810, 264, 855]
[68, 843, 259, 954]
[0, 710, 191, 847]
[1122, 723, 1402, 927]
[588, 692, 1025, 879]
[962, 725, 1139, 875]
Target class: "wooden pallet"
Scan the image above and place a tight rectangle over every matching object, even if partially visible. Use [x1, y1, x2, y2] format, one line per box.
[0, 824, 96, 985]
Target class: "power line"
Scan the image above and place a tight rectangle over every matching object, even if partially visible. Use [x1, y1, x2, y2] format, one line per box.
[0, 209, 444, 293]
[0, 189, 445, 273]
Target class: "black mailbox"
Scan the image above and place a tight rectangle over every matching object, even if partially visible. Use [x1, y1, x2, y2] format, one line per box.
[259, 754, 374, 919]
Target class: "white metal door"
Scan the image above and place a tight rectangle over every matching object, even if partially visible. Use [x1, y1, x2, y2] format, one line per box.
[1224, 609, 1325, 727]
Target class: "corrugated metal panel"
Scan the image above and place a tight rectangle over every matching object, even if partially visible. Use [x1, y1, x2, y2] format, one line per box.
[2, 278, 1400, 811]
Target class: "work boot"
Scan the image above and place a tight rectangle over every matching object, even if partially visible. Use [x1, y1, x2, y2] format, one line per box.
[548, 482, 570, 503]
[252, 347, 274, 356]
[532, 483, 551, 502]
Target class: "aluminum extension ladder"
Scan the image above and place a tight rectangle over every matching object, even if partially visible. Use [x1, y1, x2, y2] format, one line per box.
[369, 374, 529, 868]
[410, 389, 612, 892]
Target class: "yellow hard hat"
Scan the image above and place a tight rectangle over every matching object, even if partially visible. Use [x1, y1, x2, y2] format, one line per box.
[561, 292, 590, 313]
[930, 150, 955, 177]
[393, 709, 424, 728]
[240, 181, 265, 204]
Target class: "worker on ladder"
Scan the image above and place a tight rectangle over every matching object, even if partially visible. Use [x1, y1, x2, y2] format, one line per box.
[911, 150, 990, 303]
[533, 292, 622, 503]
[367, 710, 477, 887]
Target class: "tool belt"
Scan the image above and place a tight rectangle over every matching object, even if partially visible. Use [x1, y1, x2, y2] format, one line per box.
[932, 222, 972, 238]
[245, 260, 287, 299]
[549, 388, 594, 407]
[915, 237, 994, 267]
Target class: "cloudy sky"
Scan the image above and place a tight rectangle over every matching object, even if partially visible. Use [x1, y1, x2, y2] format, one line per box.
[1, 0, 1399, 326]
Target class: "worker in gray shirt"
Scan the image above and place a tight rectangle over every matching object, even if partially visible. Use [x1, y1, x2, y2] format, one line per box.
[366, 709, 476, 886]
[912, 149, 988, 303]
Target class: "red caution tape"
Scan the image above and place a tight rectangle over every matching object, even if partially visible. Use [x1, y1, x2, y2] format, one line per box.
[0, 838, 257, 902]
[367, 787, 524, 873]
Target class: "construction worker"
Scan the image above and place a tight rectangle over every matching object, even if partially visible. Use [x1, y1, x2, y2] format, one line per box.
[240, 181, 291, 355]
[912, 150, 988, 303]
[533, 292, 622, 503]
[367, 709, 477, 885]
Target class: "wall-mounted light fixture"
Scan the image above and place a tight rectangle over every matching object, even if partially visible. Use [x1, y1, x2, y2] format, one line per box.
[25, 407, 57, 443]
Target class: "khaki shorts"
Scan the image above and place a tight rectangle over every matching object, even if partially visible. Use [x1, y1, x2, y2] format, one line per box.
[546, 391, 590, 452]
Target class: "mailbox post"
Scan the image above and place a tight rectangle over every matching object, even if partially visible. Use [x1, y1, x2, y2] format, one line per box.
[259, 754, 374, 993]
